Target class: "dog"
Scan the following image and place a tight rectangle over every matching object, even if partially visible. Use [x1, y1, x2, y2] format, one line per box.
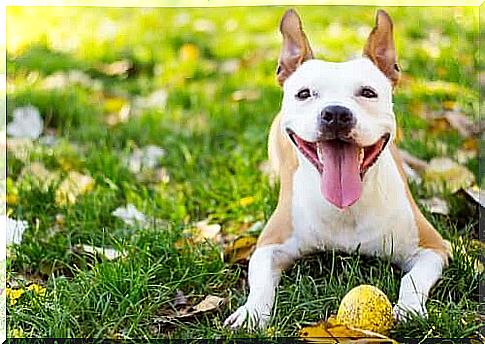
[224, 9, 451, 330]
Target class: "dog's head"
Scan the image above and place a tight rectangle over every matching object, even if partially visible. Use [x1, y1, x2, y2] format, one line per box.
[278, 9, 400, 209]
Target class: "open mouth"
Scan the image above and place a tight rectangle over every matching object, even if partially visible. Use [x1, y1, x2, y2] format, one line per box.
[287, 129, 390, 209]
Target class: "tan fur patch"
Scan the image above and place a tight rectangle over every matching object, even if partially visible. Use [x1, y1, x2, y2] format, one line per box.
[390, 145, 451, 263]
[257, 113, 298, 247]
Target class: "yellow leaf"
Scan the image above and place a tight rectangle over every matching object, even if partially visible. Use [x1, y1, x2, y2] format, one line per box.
[55, 171, 95, 206]
[27, 283, 46, 297]
[224, 236, 257, 263]
[423, 157, 475, 193]
[299, 320, 396, 343]
[180, 43, 200, 61]
[103, 96, 127, 113]
[442, 100, 456, 111]
[239, 196, 255, 207]
[6, 287, 25, 306]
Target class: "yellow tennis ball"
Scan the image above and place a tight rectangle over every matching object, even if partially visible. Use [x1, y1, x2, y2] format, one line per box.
[336, 284, 394, 334]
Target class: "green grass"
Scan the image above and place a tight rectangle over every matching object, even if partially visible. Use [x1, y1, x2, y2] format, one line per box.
[6, 6, 481, 339]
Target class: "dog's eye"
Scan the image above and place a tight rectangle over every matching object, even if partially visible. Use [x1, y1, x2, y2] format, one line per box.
[359, 86, 378, 99]
[296, 88, 312, 100]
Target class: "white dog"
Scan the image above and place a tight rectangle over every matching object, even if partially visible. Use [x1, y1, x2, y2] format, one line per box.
[224, 9, 450, 330]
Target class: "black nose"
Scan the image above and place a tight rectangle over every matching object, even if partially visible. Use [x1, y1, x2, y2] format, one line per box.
[320, 105, 356, 137]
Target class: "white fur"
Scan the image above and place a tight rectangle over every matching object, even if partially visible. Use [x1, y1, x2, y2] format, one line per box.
[225, 56, 446, 331]
[394, 249, 445, 319]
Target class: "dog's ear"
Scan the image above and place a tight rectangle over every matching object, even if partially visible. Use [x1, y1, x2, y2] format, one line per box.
[363, 10, 400, 87]
[277, 9, 314, 86]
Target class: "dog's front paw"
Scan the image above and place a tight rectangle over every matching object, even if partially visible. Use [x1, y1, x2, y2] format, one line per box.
[393, 302, 428, 322]
[223, 303, 271, 331]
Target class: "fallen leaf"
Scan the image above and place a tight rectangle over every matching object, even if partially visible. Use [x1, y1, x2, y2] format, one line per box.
[55, 171, 95, 206]
[231, 89, 261, 102]
[193, 219, 221, 242]
[19, 162, 60, 192]
[224, 236, 258, 263]
[124, 145, 166, 173]
[299, 318, 396, 343]
[104, 96, 128, 114]
[5, 216, 28, 246]
[154, 294, 226, 323]
[193, 295, 225, 312]
[6, 138, 34, 162]
[193, 19, 215, 33]
[133, 89, 168, 110]
[239, 196, 255, 207]
[6, 287, 25, 306]
[175, 219, 222, 248]
[443, 111, 477, 138]
[180, 43, 200, 61]
[457, 185, 484, 208]
[26, 283, 46, 297]
[423, 157, 475, 193]
[99, 59, 132, 76]
[77, 244, 127, 261]
[219, 59, 240, 74]
[5, 177, 19, 205]
[42, 70, 101, 90]
[419, 197, 449, 215]
[398, 149, 429, 173]
[429, 110, 482, 138]
[174, 290, 188, 308]
[112, 204, 148, 227]
[7, 106, 43, 140]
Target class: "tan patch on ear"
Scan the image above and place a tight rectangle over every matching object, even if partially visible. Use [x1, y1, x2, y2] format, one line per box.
[363, 10, 400, 87]
[257, 113, 298, 247]
[390, 145, 451, 263]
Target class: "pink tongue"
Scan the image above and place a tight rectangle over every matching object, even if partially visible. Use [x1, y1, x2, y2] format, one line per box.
[319, 141, 362, 209]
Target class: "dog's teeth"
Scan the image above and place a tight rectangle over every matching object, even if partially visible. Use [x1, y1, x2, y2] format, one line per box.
[359, 148, 364, 165]
[317, 144, 324, 162]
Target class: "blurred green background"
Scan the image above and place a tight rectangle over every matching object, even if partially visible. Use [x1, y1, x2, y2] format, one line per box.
[6, 6, 481, 339]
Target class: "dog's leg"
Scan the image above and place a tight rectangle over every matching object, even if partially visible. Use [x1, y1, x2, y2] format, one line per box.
[224, 241, 299, 330]
[394, 248, 446, 320]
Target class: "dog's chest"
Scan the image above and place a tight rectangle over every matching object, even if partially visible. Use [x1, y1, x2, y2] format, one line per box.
[290, 151, 419, 264]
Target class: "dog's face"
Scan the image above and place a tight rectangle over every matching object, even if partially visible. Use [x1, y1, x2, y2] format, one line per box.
[277, 9, 400, 209]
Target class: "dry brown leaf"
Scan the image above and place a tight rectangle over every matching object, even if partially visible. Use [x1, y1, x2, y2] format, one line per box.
[55, 171, 95, 206]
[224, 236, 258, 263]
[444, 111, 477, 138]
[77, 244, 127, 260]
[423, 157, 475, 194]
[299, 318, 396, 343]
[175, 219, 222, 249]
[99, 59, 132, 76]
[19, 162, 60, 191]
[174, 290, 188, 308]
[418, 197, 449, 215]
[398, 149, 429, 173]
[429, 110, 482, 138]
[193, 295, 225, 312]
[231, 89, 261, 102]
[457, 185, 484, 208]
[154, 294, 226, 323]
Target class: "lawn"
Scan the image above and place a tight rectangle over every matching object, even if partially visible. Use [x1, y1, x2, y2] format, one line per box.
[5, 5, 481, 339]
